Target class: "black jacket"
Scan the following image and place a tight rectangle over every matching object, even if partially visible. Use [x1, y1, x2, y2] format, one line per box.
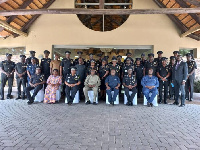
[172, 61, 188, 83]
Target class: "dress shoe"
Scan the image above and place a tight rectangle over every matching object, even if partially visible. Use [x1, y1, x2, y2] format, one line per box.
[164, 102, 168, 104]
[1, 98, 4, 100]
[173, 102, 179, 105]
[179, 104, 185, 107]
[93, 102, 97, 105]
[85, 101, 91, 105]
[189, 99, 193, 101]
[27, 101, 34, 105]
[68, 102, 72, 106]
[7, 95, 11, 99]
[126, 102, 130, 106]
[110, 101, 114, 106]
[22, 95, 25, 100]
[15, 96, 21, 100]
[147, 102, 151, 107]
[150, 103, 153, 107]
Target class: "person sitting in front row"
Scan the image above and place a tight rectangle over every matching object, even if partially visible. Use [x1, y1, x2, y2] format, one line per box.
[84, 69, 101, 105]
[105, 69, 121, 106]
[123, 68, 137, 106]
[141, 68, 159, 107]
[65, 67, 81, 106]
[26, 66, 46, 105]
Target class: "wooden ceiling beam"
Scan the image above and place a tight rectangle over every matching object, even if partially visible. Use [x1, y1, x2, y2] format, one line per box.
[181, 26, 200, 37]
[182, 0, 200, 7]
[0, 8, 200, 16]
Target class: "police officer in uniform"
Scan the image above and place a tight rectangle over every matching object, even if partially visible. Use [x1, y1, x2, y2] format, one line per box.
[86, 53, 95, 67]
[122, 57, 135, 77]
[27, 57, 38, 85]
[141, 53, 147, 66]
[87, 59, 98, 75]
[154, 51, 163, 67]
[15, 55, 27, 100]
[143, 53, 157, 76]
[168, 56, 176, 100]
[156, 57, 170, 104]
[117, 55, 124, 69]
[185, 53, 197, 101]
[65, 67, 81, 105]
[25, 66, 45, 105]
[96, 53, 103, 68]
[124, 52, 134, 65]
[0, 53, 15, 100]
[173, 51, 179, 59]
[26, 51, 39, 65]
[134, 58, 144, 98]
[74, 51, 86, 66]
[109, 56, 120, 77]
[123, 68, 137, 106]
[98, 58, 109, 99]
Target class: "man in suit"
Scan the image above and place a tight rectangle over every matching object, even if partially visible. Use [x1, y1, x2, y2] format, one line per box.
[172, 55, 188, 107]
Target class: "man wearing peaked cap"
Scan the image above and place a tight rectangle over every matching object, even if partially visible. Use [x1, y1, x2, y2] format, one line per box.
[86, 53, 95, 67]
[122, 57, 135, 77]
[141, 53, 147, 66]
[168, 56, 176, 100]
[135, 58, 144, 98]
[155, 51, 163, 67]
[27, 57, 39, 86]
[25, 65, 46, 105]
[74, 51, 86, 66]
[96, 53, 103, 68]
[40, 50, 51, 90]
[173, 51, 179, 58]
[0, 53, 15, 100]
[144, 53, 157, 76]
[185, 53, 197, 101]
[86, 59, 98, 75]
[108, 56, 120, 77]
[15, 55, 27, 100]
[124, 52, 134, 65]
[156, 56, 170, 104]
[26, 50, 39, 65]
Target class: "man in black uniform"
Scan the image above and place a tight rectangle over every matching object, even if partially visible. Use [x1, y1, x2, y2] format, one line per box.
[109, 56, 121, 77]
[15, 55, 27, 100]
[40, 50, 51, 89]
[25, 66, 45, 105]
[134, 58, 144, 98]
[143, 53, 157, 76]
[185, 53, 197, 101]
[96, 53, 103, 68]
[157, 57, 170, 104]
[122, 57, 135, 77]
[65, 67, 81, 105]
[86, 53, 95, 67]
[26, 51, 39, 65]
[124, 52, 134, 65]
[87, 59, 98, 75]
[168, 56, 176, 100]
[117, 55, 124, 68]
[0, 53, 15, 100]
[123, 68, 137, 106]
[141, 53, 147, 66]
[173, 51, 179, 59]
[155, 51, 163, 67]
[74, 51, 86, 66]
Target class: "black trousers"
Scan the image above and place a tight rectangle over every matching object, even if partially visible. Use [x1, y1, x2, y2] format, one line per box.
[185, 75, 194, 100]
[174, 80, 185, 105]
[124, 87, 137, 103]
[136, 79, 142, 98]
[16, 78, 27, 97]
[0, 74, 14, 98]
[159, 80, 168, 103]
[65, 85, 79, 103]
[25, 85, 43, 102]
[169, 79, 175, 98]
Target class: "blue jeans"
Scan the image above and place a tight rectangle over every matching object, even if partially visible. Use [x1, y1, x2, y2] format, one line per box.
[143, 87, 158, 103]
[106, 88, 119, 103]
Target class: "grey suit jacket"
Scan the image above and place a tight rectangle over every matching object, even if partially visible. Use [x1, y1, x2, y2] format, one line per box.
[172, 61, 188, 83]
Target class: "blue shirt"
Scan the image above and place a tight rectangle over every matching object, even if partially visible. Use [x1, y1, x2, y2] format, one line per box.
[141, 75, 159, 87]
[27, 64, 38, 76]
[105, 75, 120, 88]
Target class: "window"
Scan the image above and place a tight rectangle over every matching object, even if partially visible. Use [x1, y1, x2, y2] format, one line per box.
[75, 0, 133, 32]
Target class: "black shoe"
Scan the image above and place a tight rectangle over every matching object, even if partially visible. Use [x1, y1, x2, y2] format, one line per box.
[1, 97, 4, 100]
[147, 102, 151, 107]
[150, 103, 153, 107]
[85, 101, 91, 105]
[179, 104, 185, 107]
[27, 101, 34, 105]
[189, 99, 193, 101]
[126, 102, 130, 106]
[173, 102, 179, 105]
[68, 102, 72, 106]
[129, 102, 133, 106]
[164, 102, 168, 104]
[185, 98, 189, 101]
[7, 95, 11, 99]
[22, 95, 25, 100]
[169, 97, 173, 100]
[15, 96, 21, 100]
[110, 101, 114, 106]
[158, 101, 162, 104]
[93, 102, 97, 105]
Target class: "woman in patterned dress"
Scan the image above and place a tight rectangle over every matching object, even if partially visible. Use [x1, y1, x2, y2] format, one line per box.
[44, 69, 62, 104]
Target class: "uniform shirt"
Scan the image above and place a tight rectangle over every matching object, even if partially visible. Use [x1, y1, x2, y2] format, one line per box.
[87, 66, 98, 75]
[187, 60, 197, 77]
[84, 75, 101, 87]
[122, 65, 134, 76]
[123, 74, 137, 86]
[86, 59, 96, 67]
[141, 59, 147, 66]
[154, 58, 162, 67]
[144, 61, 157, 76]
[26, 57, 39, 65]
[98, 65, 109, 78]
[141, 75, 159, 87]
[27, 64, 38, 76]
[30, 74, 45, 84]
[50, 60, 61, 73]
[74, 58, 86, 66]
[168, 63, 174, 80]
[40, 58, 51, 75]
[124, 57, 134, 64]
[60, 58, 73, 76]
[105, 75, 121, 88]
[135, 65, 144, 80]
[15, 62, 27, 78]
[96, 59, 102, 68]
[157, 65, 170, 79]
[0, 60, 15, 74]
[65, 74, 80, 84]
[75, 64, 86, 82]
[108, 64, 120, 77]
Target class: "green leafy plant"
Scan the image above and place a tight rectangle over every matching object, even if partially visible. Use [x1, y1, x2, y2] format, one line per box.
[194, 80, 200, 93]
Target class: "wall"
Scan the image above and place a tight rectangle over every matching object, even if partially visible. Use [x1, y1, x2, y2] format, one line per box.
[0, 0, 199, 59]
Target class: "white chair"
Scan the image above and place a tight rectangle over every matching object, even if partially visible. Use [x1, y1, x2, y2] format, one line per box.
[65, 91, 80, 104]
[30, 89, 44, 103]
[106, 91, 119, 105]
[124, 92, 137, 105]
[143, 93, 158, 106]
[56, 86, 61, 102]
[87, 91, 98, 103]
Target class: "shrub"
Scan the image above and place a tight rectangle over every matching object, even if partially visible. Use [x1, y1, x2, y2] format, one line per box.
[194, 80, 200, 93]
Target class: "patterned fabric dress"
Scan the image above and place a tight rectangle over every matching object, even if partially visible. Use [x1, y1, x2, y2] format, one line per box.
[44, 75, 62, 103]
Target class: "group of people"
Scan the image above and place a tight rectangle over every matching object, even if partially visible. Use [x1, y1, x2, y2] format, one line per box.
[0, 50, 197, 107]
